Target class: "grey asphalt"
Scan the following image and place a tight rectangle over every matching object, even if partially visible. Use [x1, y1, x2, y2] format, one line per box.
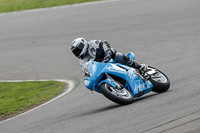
[0, 0, 200, 132]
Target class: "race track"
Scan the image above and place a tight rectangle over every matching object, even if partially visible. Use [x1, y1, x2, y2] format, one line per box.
[1, 0, 200, 132]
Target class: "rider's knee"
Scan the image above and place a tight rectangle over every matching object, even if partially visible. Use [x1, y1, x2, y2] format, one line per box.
[123, 55, 131, 62]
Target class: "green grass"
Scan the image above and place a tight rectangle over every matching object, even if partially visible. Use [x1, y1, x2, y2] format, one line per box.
[0, 81, 66, 120]
[0, 0, 99, 13]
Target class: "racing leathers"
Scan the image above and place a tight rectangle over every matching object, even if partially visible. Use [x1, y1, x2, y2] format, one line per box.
[79, 40, 143, 73]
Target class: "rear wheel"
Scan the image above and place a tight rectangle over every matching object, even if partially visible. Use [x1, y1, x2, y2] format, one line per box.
[99, 83, 134, 105]
[148, 66, 170, 93]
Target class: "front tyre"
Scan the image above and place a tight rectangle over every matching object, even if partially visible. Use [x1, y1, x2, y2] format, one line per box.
[99, 83, 134, 105]
[149, 66, 170, 93]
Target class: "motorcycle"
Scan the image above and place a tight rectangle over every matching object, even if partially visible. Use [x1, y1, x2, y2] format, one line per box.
[84, 52, 170, 105]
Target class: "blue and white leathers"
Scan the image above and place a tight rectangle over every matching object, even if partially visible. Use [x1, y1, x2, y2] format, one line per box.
[84, 52, 153, 98]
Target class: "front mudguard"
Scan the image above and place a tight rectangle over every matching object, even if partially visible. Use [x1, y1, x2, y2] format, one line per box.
[98, 77, 117, 90]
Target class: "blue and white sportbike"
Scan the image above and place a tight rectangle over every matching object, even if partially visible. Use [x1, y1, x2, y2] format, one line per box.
[84, 52, 170, 105]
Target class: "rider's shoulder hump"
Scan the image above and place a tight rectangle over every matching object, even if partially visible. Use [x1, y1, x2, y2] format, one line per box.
[88, 40, 102, 45]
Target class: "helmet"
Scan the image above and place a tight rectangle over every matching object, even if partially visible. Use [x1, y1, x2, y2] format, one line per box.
[70, 38, 88, 59]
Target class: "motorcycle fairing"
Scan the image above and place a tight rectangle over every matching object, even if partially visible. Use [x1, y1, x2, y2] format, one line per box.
[110, 63, 153, 97]
[84, 60, 153, 97]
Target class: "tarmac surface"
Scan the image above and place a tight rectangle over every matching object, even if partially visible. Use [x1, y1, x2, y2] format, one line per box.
[0, 0, 200, 132]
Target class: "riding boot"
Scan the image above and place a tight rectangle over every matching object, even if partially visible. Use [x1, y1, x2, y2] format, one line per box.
[128, 59, 141, 69]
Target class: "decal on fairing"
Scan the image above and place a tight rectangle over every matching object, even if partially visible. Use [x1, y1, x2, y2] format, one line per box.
[85, 80, 91, 87]
[134, 81, 145, 94]
[128, 71, 137, 81]
[107, 64, 127, 75]
[92, 65, 97, 75]
[146, 81, 151, 88]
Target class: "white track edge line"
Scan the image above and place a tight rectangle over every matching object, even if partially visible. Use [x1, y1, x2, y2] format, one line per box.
[0, 79, 75, 124]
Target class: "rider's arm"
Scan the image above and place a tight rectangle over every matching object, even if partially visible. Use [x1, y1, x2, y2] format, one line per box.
[99, 41, 115, 62]
[99, 41, 111, 52]
[79, 59, 89, 73]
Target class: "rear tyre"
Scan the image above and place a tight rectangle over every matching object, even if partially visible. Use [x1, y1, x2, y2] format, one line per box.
[99, 83, 134, 105]
[149, 66, 170, 93]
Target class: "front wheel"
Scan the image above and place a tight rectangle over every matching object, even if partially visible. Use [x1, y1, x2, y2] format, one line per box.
[148, 66, 170, 93]
[99, 83, 134, 105]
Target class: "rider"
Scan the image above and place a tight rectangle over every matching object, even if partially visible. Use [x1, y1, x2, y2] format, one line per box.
[70, 37, 148, 74]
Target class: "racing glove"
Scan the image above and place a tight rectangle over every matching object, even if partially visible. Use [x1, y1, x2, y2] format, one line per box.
[103, 50, 112, 63]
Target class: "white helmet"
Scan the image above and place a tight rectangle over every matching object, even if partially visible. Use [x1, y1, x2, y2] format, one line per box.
[70, 38, 88, 59]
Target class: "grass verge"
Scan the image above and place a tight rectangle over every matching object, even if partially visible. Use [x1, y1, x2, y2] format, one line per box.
[0, 81, 67, 121]
[0, 0, 99, 13]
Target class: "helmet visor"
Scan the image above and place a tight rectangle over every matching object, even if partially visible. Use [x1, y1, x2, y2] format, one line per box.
[72, 43, 84, 58]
